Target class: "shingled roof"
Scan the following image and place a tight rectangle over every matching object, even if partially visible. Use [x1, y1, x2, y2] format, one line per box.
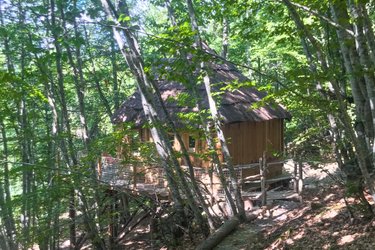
[112, 58, 291, 127]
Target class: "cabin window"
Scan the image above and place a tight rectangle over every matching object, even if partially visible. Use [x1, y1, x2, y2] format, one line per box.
[139, 129, 146, 142]
[189, 136, 196, 152]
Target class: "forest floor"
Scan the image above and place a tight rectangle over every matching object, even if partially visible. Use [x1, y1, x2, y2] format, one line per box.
[121, 162, 375, 249]
[216, 162, 375, 249]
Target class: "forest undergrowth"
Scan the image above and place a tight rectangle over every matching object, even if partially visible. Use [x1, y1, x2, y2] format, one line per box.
[118, 163, 375, 249]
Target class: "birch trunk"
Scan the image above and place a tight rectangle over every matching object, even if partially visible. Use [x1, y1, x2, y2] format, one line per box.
[0, 3, 18, 248]
[222, 17, 229, 59]
[283, 0, 375, 201]
[111, 35, 120, 111]
[330, 2, 374, 150]
[165, 0, 238, 217]
[82, 25, 113, 118]
[0, 122, 17, 250]
[100, 0, 205, 230]
[358, 1, 375, 66]
[59, 1, 89, 149]
[49, 0, 78, 247]
[15, 1, 34, 244]
[166, 0, 238, 218]
[116, 2, 209, 230]
[186, 0, 246, 220]
[348, 1, 375, 163]
[164, 0, 230, 229]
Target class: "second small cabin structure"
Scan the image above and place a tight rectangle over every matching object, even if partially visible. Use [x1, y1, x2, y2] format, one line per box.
[111, 58, 291, 187]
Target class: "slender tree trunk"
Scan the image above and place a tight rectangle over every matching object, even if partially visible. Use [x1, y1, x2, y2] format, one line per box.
[49, 0, 78, 247]
[59, 1, 89, 149]
[0, 122, 17, 250]
[358, 1, 375, 66]
[222, 17, 229, 59]
[149, 77, 216, 230]
[101, 0, 190, 229]
[0, 2, 13, 72]
[28, 24, 64, 247]
[330, 2, 373, 150]
[348, 1, 375, 163]
[165, 0, 238, 221]
[299, 24, 345, 168]
[198, 111, 238, 217]
[165, 0, 177, 26]
[51, 1, 107, 247]
[111, 35, 120, 111]
[46, 92, 60, 250]
[0, 3, 17, 249]
[283, 0, 375, 201]
[186, 0, 245, 220]
[202, 71, 245, 219]
[330, 1, 371, 148]
[166, 0, 239, 218]
[82, 25, 113, 118]
[15, 1, 34, 245]
[163, 0, 230, 230]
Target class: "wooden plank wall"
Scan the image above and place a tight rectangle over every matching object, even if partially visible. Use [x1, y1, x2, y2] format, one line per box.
[138, 119, 284, 177]
[222, 119, 283, 164]
[223, 119, 283, 178]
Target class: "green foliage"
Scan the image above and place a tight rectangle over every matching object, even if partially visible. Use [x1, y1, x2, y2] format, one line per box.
[1, 0, 370, 247]
[118, 14, 131, 23]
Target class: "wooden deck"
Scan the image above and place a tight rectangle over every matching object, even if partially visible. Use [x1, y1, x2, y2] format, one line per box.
[241, 190, 298, 202]
[98, 156, 297, 202]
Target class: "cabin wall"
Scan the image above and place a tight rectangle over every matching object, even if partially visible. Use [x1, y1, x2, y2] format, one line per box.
[223, 119, 283, 178]
[137, 119, 284, 178]
[139, 128, 152, 142]
[223, 119, 283, 164]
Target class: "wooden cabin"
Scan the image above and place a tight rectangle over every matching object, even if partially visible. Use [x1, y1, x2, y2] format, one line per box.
[110, 57, 290, 193]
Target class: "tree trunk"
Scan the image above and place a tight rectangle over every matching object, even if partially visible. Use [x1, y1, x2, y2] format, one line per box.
[59, 1, 90, 149]
[15, 1, 34, 245]
[283, 0, 375, 201]
[358, 1, 375, 66]
[186, 0, 246, 221]
[222, 17, 229, 59]
[166, 0, 238, 219]
[111, 35, 120, 111]
[49, 0, 78, 247]
[348, 1, 375, 163]
[82, 24, 113, 118]
[0, 122, 17, 250]
[196, 216, 240, 250]
[101, 0, 192, 228]
[0, 3, 18, 248]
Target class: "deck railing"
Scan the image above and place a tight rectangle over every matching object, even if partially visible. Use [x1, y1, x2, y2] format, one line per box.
[98, 156, 285, 195]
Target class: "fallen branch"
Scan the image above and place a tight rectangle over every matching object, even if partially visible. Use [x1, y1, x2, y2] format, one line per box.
[116, 210, 150, 243]
[196, 216, 240, 250]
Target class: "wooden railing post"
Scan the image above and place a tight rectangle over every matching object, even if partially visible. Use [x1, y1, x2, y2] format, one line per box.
[260, 152, 267, 206]
[298, 161, 303, 202]
[97, 157, 102, 179]
[133, 163, 137, 189]
[294, 160, 298, 193]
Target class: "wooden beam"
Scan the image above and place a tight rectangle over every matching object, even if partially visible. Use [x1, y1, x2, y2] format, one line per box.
[298, 161, 303, 202]
[260, 152, 267, 206]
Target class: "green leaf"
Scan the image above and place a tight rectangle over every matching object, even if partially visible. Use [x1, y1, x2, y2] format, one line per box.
[118, 14, 131, 23]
